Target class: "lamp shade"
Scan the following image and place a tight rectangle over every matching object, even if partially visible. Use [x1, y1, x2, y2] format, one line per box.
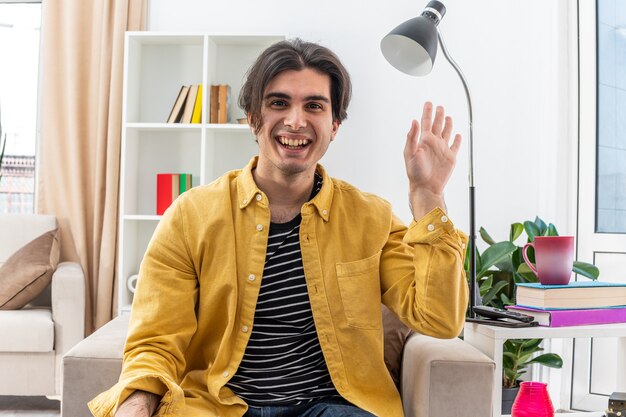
[380, 1, 446, 76]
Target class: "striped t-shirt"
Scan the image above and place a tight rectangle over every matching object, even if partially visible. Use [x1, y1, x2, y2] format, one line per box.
[226, 174, 340, 405]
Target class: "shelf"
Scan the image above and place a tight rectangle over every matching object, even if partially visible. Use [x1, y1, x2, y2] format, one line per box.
[125, 123, 202, 131]
[124, 215, 161, 221]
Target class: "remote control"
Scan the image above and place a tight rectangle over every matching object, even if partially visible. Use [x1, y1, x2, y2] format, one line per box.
[473, 306, 535, 323]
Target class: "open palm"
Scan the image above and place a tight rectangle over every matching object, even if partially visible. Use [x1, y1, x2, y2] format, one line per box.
[404, 102, 462, 196]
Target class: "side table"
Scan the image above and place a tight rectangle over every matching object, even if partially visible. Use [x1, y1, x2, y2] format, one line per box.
[464, 322, 626, 417]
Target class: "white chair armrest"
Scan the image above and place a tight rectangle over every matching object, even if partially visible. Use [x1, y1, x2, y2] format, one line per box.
[52, 261, 85, 393]
[401, 332, 495, 417]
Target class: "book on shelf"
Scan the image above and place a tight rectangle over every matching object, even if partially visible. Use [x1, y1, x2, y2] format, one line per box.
[515, 281, 626, 310]
[208, 84, 230, 124]
[191, 84, 203, 124]
[218, 84, 230, 124]
[179, 173, 192, 195]
[167, 85, 190, 123]
[506, 304, 626, 327]
[210, 85, 219, 123]
[180, 84, 199, 124]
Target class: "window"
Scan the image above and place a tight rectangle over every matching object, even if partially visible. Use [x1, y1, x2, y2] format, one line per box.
[0, 1, 41, 214]
[596, 0, 626, 233]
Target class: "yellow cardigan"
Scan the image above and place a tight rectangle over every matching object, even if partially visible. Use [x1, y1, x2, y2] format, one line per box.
[89, 157, 468, 417]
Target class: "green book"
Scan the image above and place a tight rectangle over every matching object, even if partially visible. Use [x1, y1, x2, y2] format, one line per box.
[179, 173, 192, 194]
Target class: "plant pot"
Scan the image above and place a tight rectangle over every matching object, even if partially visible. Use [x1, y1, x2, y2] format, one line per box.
[502, 385, 520, 415]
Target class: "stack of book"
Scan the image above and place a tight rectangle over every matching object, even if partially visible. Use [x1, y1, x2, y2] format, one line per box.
[209, 84, 230, 124]
[167, 84, 203, 124]
[156, 173, 193, 215]
[506, 281, 626, 327]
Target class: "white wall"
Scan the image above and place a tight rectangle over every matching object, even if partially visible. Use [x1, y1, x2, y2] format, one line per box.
[148, 0, 577, 246]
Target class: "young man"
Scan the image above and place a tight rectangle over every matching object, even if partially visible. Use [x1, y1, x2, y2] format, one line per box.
[89, 38, 468, 417]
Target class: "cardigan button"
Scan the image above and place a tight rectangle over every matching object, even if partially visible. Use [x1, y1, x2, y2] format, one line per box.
[256, 224, 264, 231]
[427, 224, 435, 232]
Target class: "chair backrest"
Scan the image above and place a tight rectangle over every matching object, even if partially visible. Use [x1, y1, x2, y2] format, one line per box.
[0, 214, 57, 262]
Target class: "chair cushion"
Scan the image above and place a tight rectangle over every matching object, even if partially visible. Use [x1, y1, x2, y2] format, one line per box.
[0, 308, 54, 352]
[0, 229, 60, 310]
[382, 304, 414, 388]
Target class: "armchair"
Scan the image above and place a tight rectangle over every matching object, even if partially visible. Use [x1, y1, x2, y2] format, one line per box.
[62, 309, 494, 416]
[0, 214, 85, 396]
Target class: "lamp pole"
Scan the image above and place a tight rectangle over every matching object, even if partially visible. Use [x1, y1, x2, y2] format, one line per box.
[436, 31, 478, 318]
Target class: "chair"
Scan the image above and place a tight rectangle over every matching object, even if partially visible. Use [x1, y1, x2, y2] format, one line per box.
[0, 214, 85, 396]
[62, 310, 495, 417]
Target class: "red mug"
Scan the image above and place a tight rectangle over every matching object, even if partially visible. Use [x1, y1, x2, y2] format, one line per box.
[522, 236, 575, 285]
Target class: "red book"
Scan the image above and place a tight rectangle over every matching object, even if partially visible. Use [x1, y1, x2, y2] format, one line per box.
[157, 174, 177, 215]
[506, 305, 626, 327]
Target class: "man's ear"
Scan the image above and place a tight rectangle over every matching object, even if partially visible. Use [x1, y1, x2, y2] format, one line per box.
[330, 120, 340, 142]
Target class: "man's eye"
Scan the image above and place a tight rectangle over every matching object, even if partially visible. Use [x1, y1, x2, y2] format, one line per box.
[271, 100, 287, 107]
[308, 103, 323, 110]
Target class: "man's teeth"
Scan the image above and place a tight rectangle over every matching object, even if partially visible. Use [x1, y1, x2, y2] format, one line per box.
[278, 136, 308, 147]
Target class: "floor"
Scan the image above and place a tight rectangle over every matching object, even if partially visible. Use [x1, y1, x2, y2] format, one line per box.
[0, 397, 60, 417]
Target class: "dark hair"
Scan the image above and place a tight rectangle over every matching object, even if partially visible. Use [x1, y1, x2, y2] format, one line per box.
[239, 38, 352, 133]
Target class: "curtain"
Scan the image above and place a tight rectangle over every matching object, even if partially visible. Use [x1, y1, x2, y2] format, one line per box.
[38, 0, 146, 333]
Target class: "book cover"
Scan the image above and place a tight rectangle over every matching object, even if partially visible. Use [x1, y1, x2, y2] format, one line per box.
[166, 85, 190, 123]
[515, 281, 626, 309]
[171, 173, 180, 202]
[179, 173, 192, 195]
[191, 84, 203, 124]
[506, 305, 626, 327]
[157, 174, 174, 215]
[210, 85, 219, 124]
[180, 84, 199, 124]
[218, 84, 230, 124]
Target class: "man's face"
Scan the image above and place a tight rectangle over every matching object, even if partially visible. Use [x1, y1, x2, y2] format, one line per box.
[254, 68, 340, 178]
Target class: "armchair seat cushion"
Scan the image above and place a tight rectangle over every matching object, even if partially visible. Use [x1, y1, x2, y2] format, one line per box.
[0, 308, 54, 352]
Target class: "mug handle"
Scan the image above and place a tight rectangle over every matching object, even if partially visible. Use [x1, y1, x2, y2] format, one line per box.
[522, 242, 539, 276]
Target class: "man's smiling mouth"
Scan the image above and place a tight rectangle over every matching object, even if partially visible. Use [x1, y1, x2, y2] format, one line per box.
[276, 135, 311, 150]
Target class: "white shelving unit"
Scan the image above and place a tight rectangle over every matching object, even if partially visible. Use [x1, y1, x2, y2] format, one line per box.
[118, 32, 285, 314]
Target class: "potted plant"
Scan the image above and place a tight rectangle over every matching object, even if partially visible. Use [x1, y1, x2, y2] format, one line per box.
[465, 216, 600, 413]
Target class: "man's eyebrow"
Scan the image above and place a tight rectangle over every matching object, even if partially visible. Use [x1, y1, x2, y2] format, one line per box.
[264, 92, 330, 103]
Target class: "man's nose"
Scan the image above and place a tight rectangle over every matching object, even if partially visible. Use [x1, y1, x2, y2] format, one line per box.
[284, 107, 306, 130]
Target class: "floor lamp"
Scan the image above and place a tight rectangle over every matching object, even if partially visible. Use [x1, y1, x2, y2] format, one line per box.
[380, 0, 479, 318]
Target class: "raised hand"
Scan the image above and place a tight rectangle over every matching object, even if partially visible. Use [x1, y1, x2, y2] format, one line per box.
[404, 102, 462, 219]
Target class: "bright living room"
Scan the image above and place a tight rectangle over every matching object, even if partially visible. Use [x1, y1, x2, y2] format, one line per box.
[0, 0, 624, 417]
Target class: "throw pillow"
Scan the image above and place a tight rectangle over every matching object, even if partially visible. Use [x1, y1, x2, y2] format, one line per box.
[0, 228, 60, 309]
[382, 304, 414, 389]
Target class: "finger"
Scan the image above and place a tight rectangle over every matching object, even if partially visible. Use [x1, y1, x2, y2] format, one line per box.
[420, 102, 433, 133]
[450, 133, 462, 155]
[441, 115, 453, 140]
[432, 106, 445, 136]
[404, 119, 419, 156]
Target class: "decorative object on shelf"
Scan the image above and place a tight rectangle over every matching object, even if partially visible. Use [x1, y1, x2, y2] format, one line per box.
[127, 274, 139, 294]
[237, 118, 248, 125]
[510, 381, 554, 417]
[167, 85, 190, 123]
[515, 280, 626, 310]
[380, 0, 480, 317]
[522, 235, 575, 285]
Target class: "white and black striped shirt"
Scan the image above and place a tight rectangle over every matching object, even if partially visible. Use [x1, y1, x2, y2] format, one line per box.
[226, 174, 340, 405]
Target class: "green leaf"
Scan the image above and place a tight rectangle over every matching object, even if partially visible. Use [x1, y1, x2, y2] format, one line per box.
[480, 227, 496, 245]
[477, 241, 517, 277]
[509, 223, 524, 242]
[482, 280, 509, 305]
[524, 221, 540, 242]
[534, 217, 548, 235]
[547, 223, 559, 236]
[573, 261, 600, 280]
[527, 353, 563, 369]
[517, 262, 533, 274]
[521, 338, 543, 350]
